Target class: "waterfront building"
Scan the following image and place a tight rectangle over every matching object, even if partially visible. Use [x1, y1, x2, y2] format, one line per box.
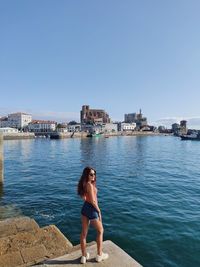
[0, 113, 32, 129]
[171, 123, 180, 135]
[81, 124, 95, 133]
[56, 123, 68, 133]
[119, 122, 136, 131]
[124, 109, 147, 129]
[0, 117, 9, 128]
[8, 112, 32, 129]
[158, 126, 172, 134]
[80, 105, 111, 124]
[171, 121, 188, 136]
[179, 120, 187, 135]
[158, 126, 166, 133]
[67, 124, 81, 132]
[0, 127, 19, 133]
[124, 113, 137, 123]
[102, 123, 118, 133]
[28, 120, 56, 133]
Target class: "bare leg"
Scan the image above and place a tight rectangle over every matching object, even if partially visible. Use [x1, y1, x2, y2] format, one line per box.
[90, 219, 104, 255]
[80, 215, 89, 256]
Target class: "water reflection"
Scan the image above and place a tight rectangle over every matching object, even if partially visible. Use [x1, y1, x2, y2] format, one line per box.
[4, 139, 33, 160]
[79, 137, 108, 169]
[135, 136, 147, 166]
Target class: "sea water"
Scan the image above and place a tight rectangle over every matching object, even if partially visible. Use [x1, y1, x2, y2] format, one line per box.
[1, 136, 200, 267]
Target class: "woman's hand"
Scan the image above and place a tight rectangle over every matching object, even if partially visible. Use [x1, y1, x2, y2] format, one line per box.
[99, 211, 102, 221]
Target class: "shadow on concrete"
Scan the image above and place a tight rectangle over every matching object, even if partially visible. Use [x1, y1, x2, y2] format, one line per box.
[44, 257, 97, 265]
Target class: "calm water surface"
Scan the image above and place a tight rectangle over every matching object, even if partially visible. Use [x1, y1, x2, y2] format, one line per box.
[1, 136, 200, 267]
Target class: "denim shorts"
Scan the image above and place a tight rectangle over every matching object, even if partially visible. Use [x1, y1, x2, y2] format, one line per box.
[81, 201, 99, 220]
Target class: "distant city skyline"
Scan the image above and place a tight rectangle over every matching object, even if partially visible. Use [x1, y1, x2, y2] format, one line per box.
[1, 1, 200, 128]
[1, 107, 200, 130]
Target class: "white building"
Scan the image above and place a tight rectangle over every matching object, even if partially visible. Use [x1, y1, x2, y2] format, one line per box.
[68, 124, 81, 132]
[28, 120, 56, 132]
[0, 127, 19, 133]
[102, 123, 118, 133]
[57, 124, 68, 133]
[0, 113, 32, 129]
[120, 122, 136, 131]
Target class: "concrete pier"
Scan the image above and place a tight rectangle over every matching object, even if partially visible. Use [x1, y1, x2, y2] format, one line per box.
[0, 217, 143, 267]
[0, 133, 3, 183]
[38, 240, 142, 267]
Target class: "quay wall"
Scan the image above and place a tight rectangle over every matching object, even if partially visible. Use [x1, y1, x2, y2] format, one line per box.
[54, 131, 168, 139]
[2, 131, 171, 140]
[3, 133, 35, 140]
[105, 131, 164, 137]
[54, 132, 88, 138]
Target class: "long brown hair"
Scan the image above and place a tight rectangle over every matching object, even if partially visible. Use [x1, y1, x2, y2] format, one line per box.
[77, 166, 96, 197]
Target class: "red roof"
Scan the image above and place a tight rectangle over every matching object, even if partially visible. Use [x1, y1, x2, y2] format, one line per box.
[8, 112, 31, 116]
[31, 120, 57, 124]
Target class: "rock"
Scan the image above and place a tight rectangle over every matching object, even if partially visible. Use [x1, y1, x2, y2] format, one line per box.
[0, 251, 24, 267]
[34, 225, 73, 258]
[21, 245, 48, 265]
[0, 217, 39, 238]
[0, 217, 73, 267]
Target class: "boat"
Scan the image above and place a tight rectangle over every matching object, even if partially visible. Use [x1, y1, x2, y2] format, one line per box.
[87, 132, 102, 137]
[87, 129, 103, 137]
[180, 133, 200, 141]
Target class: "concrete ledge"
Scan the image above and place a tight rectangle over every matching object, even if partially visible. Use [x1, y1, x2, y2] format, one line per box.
[37, 240, 142, 267]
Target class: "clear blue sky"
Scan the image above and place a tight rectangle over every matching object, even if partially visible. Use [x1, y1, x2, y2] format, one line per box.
[1, 0, 200, 126]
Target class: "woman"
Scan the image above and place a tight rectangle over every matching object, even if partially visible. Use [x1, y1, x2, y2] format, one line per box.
[77, 166, 109, 264]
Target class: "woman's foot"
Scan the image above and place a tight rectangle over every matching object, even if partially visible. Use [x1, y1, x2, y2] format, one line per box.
[80, 252, 90, 264]
[96, 252, 109, 262]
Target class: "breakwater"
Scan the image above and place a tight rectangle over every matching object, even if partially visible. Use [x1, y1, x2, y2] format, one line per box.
[0, 217, 142, 267]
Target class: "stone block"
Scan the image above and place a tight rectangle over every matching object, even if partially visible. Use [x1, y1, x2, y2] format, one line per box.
[0, 236, 11, 255]
[21, 244, 48, 265]
[0, 217, 39, 238]
[0, 217, 75, 266]
[15, 217, 39, 233]
[35, 225, 73, 258]
[0, 230, 39, 256]
[0, 251, 24, 267]
[10, 231, 37, 251]
[0, 221, 17, 238]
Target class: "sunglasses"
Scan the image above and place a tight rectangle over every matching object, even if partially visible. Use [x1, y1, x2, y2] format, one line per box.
[89, 173, 96, 176]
